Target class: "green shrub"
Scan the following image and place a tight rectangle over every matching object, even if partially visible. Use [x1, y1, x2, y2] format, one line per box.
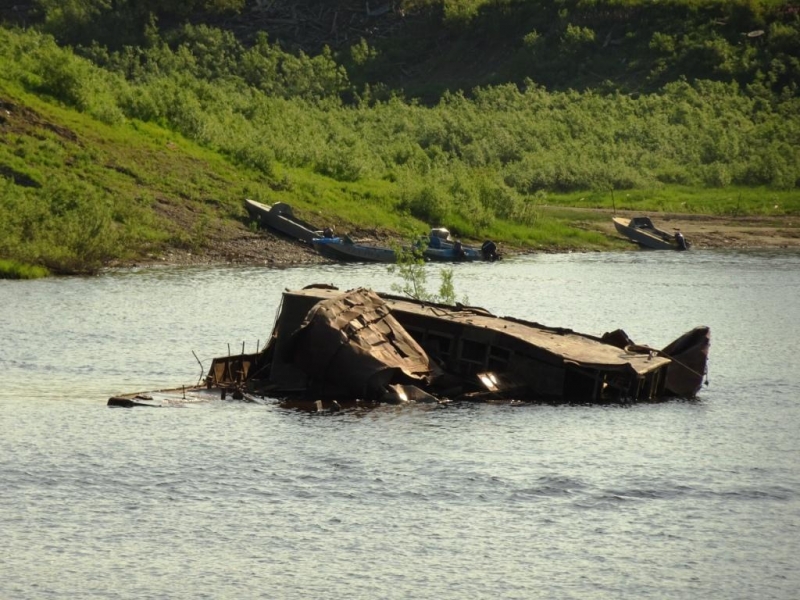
[399, 181, 450, 224]
[562, 23, 596, 52]
[0, 259, 50, 279]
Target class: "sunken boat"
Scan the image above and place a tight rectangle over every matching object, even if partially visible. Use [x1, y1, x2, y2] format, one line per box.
[112, 285, 710, 410]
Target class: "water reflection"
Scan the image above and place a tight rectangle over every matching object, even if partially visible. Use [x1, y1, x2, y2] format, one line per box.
[1, 250, 799, 403]
[1, 248, 799, 600]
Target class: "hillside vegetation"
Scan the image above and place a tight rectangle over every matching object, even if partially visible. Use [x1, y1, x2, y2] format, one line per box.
[1, 0, 799, 275]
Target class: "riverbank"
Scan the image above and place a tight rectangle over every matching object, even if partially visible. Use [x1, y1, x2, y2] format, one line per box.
[125, 210, 800, 270]
[597, 211, 800, 251]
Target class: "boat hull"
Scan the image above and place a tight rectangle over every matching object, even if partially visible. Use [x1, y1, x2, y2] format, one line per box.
[613, 217, 688, 250]
[661, 326, 710, 397]
[312, 238, 398, 263]
[423, 245, 485, 262]
[245, 199, 322, 244]
[312, 237, 497, 263]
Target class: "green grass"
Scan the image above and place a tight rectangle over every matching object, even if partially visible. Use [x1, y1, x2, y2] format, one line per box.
[485, 212, 624, 251]
[1, 77, 797, 277]
[1, 19, 798, 276]
[263, 165, 427, 235]
[0, 259, 49, 279]
[0, 84, 265, 273]
[550, 187, 800, 216]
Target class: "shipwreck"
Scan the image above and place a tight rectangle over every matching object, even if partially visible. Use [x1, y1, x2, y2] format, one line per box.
[109, 285, 710, 410]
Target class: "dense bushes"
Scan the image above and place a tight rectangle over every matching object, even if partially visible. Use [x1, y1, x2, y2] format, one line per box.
[0, 175, 123, 274]
[2, 25, 798, 201]
[21, 1, 800, 98]
[1, 2, 799, 272]
[4, 26, 800, 197]
[241, 1, 786, 99]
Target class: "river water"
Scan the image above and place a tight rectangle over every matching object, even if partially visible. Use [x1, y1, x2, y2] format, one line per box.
[1, 251, 799, 599]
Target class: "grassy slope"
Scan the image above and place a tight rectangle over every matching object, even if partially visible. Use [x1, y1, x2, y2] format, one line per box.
[0, 84, 246, 258]
[1, 0, 800, 276]
[0, 82, 440, 274]
[2, 79, 798, 277]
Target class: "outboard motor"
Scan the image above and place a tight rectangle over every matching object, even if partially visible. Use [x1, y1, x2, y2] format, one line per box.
[481, 240, 500, 261]
[674, 231, 688, 250]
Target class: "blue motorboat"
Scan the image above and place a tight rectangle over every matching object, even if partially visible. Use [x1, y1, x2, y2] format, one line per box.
[312, 237, 398, 263]
[423, 229, 500, 262]
[311, 229, 500, 263]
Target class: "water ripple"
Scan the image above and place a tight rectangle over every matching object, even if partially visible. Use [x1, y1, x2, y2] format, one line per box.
[2, 251, 800, 599]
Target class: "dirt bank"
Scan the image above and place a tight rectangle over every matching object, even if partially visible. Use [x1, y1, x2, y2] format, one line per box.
[129, 221, 407, 269]
[132, 210, 800, 269]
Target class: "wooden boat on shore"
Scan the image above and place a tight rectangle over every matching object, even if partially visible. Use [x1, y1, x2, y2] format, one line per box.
[244, 199, 325, 244]
[183, 285, 710, 409]
[613, 216, 689, 250]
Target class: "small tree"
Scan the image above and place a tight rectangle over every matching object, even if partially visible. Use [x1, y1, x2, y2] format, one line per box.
[388, 240, 467, 305]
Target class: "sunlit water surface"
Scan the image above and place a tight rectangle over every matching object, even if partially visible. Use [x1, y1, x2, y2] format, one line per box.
[1, 251, 799, 599]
